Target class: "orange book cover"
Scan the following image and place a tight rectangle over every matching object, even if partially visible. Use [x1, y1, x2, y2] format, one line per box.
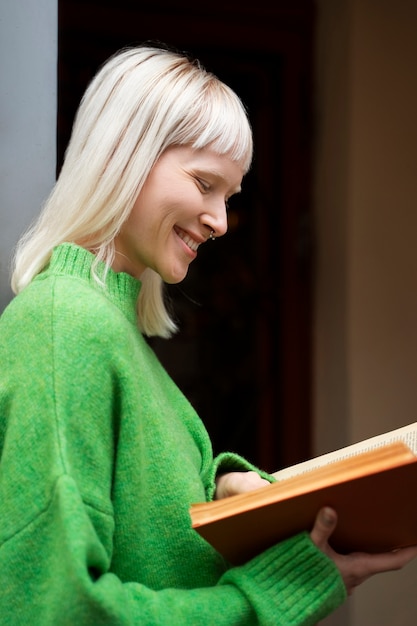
[191, 423, 417, 565]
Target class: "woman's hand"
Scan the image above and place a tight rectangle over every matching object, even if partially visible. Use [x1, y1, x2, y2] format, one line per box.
[310, 507, 417, 595]
[214, 471, 270, 500]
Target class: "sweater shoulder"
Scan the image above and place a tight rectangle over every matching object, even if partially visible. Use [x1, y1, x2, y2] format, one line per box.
[1, 272, 137, 344]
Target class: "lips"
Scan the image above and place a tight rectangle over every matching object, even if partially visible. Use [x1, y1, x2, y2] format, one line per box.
[175, 227, 200, 252]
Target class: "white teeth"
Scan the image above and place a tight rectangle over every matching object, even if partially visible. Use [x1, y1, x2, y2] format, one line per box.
[177, 230, 199, 252]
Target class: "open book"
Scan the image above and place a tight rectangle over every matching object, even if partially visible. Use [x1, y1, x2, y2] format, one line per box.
[191, 422, 417, 565]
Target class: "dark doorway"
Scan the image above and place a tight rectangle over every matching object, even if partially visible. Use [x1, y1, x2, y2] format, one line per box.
[58, 0, 315, 472]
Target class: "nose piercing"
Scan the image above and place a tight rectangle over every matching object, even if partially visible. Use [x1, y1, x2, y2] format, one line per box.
[209, 230, 216, 241]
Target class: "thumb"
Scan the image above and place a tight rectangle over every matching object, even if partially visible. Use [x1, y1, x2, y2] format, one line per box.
[310, 507, 338, 549]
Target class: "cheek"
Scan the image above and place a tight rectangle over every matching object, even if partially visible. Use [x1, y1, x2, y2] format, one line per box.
[125, 195, 152, 233]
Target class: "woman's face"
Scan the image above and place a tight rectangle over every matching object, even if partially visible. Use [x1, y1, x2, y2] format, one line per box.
[113, 145, 244, 283]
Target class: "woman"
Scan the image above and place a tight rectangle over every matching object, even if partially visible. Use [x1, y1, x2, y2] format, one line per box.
[1, 43, 416, 625]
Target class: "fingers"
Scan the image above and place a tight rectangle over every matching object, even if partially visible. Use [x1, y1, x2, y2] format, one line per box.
[310, 507, 338, 550]
[360, 545, 417, 576]
[309, 507, 417, 596]
[215, 471, 270, 499]
[240, 471, 271, 492]
[335, 544, 417, 596]
[394, 545, 417, 568]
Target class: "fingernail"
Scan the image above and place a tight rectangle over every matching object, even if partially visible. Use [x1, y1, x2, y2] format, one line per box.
[322, 507, 334, 525]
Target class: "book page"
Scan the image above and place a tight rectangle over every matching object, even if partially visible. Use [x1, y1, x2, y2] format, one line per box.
[272, 421, 417, 481]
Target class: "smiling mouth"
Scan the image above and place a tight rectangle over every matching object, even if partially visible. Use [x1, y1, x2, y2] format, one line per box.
[175, 227, 200, 252]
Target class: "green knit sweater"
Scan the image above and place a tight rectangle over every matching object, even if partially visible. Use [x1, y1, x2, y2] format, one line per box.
[0, 243, 345, 625]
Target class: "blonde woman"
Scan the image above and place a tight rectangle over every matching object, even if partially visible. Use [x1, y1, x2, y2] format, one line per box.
[1, 43, 416, 625]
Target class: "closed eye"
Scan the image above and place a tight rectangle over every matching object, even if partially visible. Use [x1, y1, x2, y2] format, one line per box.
[195, 177, 210, 193]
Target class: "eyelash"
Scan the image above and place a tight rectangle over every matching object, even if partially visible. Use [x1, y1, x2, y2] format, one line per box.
[196, 178, 210, 193]
[196, 178, 230, 209]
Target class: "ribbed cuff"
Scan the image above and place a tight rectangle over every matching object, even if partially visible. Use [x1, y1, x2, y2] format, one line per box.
[221, 532, 346, 625]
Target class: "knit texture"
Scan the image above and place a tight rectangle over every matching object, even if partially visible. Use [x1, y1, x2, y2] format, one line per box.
[0, 243, 346, 624]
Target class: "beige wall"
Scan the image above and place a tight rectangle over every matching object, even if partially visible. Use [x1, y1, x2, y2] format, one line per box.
[314, 0, 417, 624]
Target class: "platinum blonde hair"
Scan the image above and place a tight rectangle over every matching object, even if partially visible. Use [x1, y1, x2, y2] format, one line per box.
[11, 44, 253, 337]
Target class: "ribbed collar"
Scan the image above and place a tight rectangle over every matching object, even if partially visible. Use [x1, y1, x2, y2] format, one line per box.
[41, 243, 142, 325]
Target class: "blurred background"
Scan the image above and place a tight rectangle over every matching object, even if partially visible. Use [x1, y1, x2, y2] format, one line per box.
[1, 1, 417, 624]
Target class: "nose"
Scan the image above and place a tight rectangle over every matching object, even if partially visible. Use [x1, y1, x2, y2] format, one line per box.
[201, 198, 228, 238]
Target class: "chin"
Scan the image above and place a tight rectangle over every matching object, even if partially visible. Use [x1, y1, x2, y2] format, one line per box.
[163, 269, 189, 285]
[159, 260, 191, 285]
[165, 276, 187, 285]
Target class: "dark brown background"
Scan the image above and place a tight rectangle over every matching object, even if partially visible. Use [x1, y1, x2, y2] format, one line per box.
[58, 0, 315, 472]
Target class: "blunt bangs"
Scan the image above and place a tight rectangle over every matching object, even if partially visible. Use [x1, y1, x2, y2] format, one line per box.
[166, 78, 253, 173]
